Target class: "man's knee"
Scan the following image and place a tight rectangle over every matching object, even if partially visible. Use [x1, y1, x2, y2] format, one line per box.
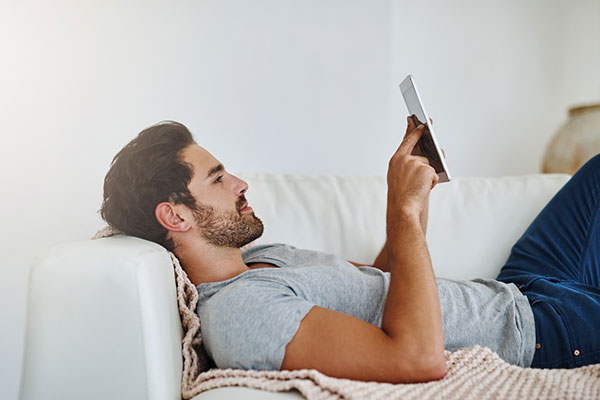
[575, 153, 600, 177]
[584, 153, 600, 168]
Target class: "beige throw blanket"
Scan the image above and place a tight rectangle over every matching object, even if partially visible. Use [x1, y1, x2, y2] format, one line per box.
[93, 229, 600, 399]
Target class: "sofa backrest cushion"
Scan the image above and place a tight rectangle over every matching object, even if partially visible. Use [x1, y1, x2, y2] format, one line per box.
[240, 173, 570, 280]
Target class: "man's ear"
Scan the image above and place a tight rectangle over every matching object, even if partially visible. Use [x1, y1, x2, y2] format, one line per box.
[155, 202, 192, 232]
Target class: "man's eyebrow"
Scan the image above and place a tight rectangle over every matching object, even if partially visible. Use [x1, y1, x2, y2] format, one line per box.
[206, 164, 224, 180]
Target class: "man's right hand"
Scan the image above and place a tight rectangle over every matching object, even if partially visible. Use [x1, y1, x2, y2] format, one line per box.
[386, 117, 439, 230]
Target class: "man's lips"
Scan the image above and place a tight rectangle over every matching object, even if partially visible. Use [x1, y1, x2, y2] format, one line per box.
[239, 201, 253, 213]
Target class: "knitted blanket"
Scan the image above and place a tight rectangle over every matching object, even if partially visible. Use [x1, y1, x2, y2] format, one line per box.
[93, 228, 600, 399]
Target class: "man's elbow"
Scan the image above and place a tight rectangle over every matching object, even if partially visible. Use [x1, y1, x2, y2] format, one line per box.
[414, 352, 446, 382]
[422, 354, 447, 381]
[390, 351, 446, 383]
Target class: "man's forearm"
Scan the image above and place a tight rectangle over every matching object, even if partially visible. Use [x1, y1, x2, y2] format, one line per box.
[421, 196, 429, 235]
[380, 211, 444, 374]
[373, 242, 390, 272]
[373, 198, 430, 272]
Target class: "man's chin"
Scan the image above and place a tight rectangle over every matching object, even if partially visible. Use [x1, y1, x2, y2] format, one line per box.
[238, 232, 263, 248]
[248, 219, 265, 243]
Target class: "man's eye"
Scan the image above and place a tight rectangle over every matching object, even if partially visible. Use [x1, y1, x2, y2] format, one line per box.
[214, 175, 223, 184]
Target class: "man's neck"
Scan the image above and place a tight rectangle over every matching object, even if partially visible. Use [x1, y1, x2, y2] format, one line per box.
[175, 241, 249, 286]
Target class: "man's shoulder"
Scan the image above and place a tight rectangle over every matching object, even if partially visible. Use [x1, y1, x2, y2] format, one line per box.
[243, 242, 342, 268]
[242, 242, 295, 265]
[242, 242, 293, 256]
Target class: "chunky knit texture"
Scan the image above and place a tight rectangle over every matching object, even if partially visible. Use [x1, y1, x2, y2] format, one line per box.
[92, 229, 600, 399]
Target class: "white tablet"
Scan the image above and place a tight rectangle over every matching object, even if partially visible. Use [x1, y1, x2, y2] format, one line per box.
[399, 75, 451, 183]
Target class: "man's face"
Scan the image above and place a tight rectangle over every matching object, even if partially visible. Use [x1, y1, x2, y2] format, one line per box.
[180, 145, 264, 248]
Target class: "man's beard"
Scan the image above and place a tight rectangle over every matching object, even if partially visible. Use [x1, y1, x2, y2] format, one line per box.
[190, 196, 264, 248]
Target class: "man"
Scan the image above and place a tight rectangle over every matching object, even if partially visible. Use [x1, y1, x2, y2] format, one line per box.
[101, 120, 600, 383]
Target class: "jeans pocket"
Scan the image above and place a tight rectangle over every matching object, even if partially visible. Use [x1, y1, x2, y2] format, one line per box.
[530, 297, 577, 368]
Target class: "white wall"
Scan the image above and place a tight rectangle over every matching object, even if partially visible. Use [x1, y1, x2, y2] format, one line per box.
[1, 1, 599, 398]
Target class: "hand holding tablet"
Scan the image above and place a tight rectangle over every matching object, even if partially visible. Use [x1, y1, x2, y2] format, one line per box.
[399, 75, 451, 183]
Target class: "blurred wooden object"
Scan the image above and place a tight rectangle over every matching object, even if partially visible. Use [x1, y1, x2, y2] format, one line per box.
[543, 104, 600, 174]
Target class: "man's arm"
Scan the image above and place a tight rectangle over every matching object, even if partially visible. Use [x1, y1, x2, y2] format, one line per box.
[281, 119, 445, 383]
[351, 117, 433, 272]
[365, 195, 428, 272]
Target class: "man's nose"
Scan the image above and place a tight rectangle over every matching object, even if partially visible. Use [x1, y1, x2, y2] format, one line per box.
[232, 175, 248, 195]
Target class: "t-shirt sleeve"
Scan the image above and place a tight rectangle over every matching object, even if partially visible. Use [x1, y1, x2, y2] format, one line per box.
[197, 279, 315, 370]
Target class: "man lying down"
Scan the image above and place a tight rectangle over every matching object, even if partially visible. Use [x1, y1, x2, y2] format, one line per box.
[100, 120, 600, 383]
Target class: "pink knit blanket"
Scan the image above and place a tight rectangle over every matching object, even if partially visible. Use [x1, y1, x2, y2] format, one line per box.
[188, 346, 600, 399]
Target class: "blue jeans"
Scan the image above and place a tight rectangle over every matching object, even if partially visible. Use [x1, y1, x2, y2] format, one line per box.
[497, 154, 600, 368]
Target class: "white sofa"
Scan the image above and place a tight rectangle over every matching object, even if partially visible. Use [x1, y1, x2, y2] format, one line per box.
[20, 172, 571, 400]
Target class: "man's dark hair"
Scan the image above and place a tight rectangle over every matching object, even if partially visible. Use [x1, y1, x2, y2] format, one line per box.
[100, 121, 197, 251]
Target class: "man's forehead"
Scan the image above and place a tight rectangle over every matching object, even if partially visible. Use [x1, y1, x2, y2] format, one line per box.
[182, 144, 219, 164]
[181, 144, 220, 176]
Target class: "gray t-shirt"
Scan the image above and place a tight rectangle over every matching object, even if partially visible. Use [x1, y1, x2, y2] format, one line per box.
[196, 243, 536, 371]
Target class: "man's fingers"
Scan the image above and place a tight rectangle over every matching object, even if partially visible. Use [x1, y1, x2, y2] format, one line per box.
[405, 115, 416, 136]
[431, 169, 440, 189]
[414, 155, 430, 165]
[399, 124, 425, 154]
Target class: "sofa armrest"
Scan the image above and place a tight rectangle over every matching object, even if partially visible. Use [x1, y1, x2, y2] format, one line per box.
[21, 236, 183, 400]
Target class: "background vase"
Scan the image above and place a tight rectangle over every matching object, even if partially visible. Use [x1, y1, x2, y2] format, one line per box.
[542, 104, 600, 174]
